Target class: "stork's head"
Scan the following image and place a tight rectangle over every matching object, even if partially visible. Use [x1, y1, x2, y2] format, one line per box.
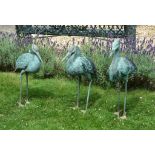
[62, 45, 81, 62]
[31, 44, 43, 62]
[109, 39, 120, 57]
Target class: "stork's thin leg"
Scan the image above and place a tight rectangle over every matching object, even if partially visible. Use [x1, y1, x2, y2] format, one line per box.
[72, 76, 81, 110]
[124, 78, 128, 115]
[85, 80, 92, 111]
[117, 82, 121, 113]
[18, 70, 25, 107]
[25, 73, 30, 105]
[114, 81, 120, 117]
[76, 76, 81, 108]
[121, 77, 128, 119]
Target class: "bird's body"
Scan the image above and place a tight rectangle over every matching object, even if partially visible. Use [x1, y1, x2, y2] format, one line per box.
[66, 55, 96, 78]
[16, 52, 41, 73]
[16, 44, 42, 107]
[62, 45, 96, 112]
[109, 55, 136, 81]
[108, 39, 137, 119]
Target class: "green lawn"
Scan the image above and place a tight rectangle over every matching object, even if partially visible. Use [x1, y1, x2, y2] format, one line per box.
[0, 72, 155, 130]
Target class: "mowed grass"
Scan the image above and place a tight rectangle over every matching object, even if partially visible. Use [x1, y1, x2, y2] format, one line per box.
[0, 72, 155, 130]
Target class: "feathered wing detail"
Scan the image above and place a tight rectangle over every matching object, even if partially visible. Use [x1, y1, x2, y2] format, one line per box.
[125, 57, 137, 74]
[81, 56, 97, 77]
[65, 53, 96, 79]
[109, 56, 137, 81]
[118, 57, 137, 76]
[16, 53, 33, 70]
[108, 57, 119, 81]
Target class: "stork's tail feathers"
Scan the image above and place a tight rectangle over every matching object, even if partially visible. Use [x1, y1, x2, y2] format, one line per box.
[14, 67, 17, 72]
[93, 66, 97, 79]
[126, 57, 137, 74]
[88, 58, 97, 78]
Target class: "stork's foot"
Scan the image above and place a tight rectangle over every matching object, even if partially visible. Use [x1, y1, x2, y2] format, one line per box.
[25, 100, 30, 105]
[80, 110, 87, 114]
[120, 114, 127, 120]
[114, 112, 120, 117]
[17, 102, 25, 107]
[71, 105, 79, 110]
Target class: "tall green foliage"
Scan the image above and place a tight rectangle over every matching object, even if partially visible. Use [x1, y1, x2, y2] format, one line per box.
[0, 37, 155, 89]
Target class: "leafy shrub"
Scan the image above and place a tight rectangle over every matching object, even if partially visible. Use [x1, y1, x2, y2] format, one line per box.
[128, 54, 155, 89]
[0, 33, 155, 89]
[34, 44, 66, 79]
[0, 37, 19, 71]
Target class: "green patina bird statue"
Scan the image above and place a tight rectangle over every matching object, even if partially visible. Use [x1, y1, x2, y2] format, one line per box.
[108, 39, 137, 119]
[62, 45, 96, 113]
[15, 44, 43, 107]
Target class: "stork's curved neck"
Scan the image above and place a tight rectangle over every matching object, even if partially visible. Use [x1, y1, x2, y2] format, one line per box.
[67, 53, 81, 64]
[31, 50, 42, 62]
[112, 50, 120, 64]
[114, 49, 120, 58]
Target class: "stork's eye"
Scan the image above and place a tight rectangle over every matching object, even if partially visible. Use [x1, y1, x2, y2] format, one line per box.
[70, 52, 74, 56]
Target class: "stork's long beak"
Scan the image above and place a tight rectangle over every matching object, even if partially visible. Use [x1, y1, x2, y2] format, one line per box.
[40, 57, 43, 63]
[37, 54, 43, 63]
[109, 51, 113, 57]
[62, 52, 70, 62]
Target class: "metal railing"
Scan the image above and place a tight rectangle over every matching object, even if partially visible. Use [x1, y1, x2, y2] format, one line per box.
[16, 25, 136, 38]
